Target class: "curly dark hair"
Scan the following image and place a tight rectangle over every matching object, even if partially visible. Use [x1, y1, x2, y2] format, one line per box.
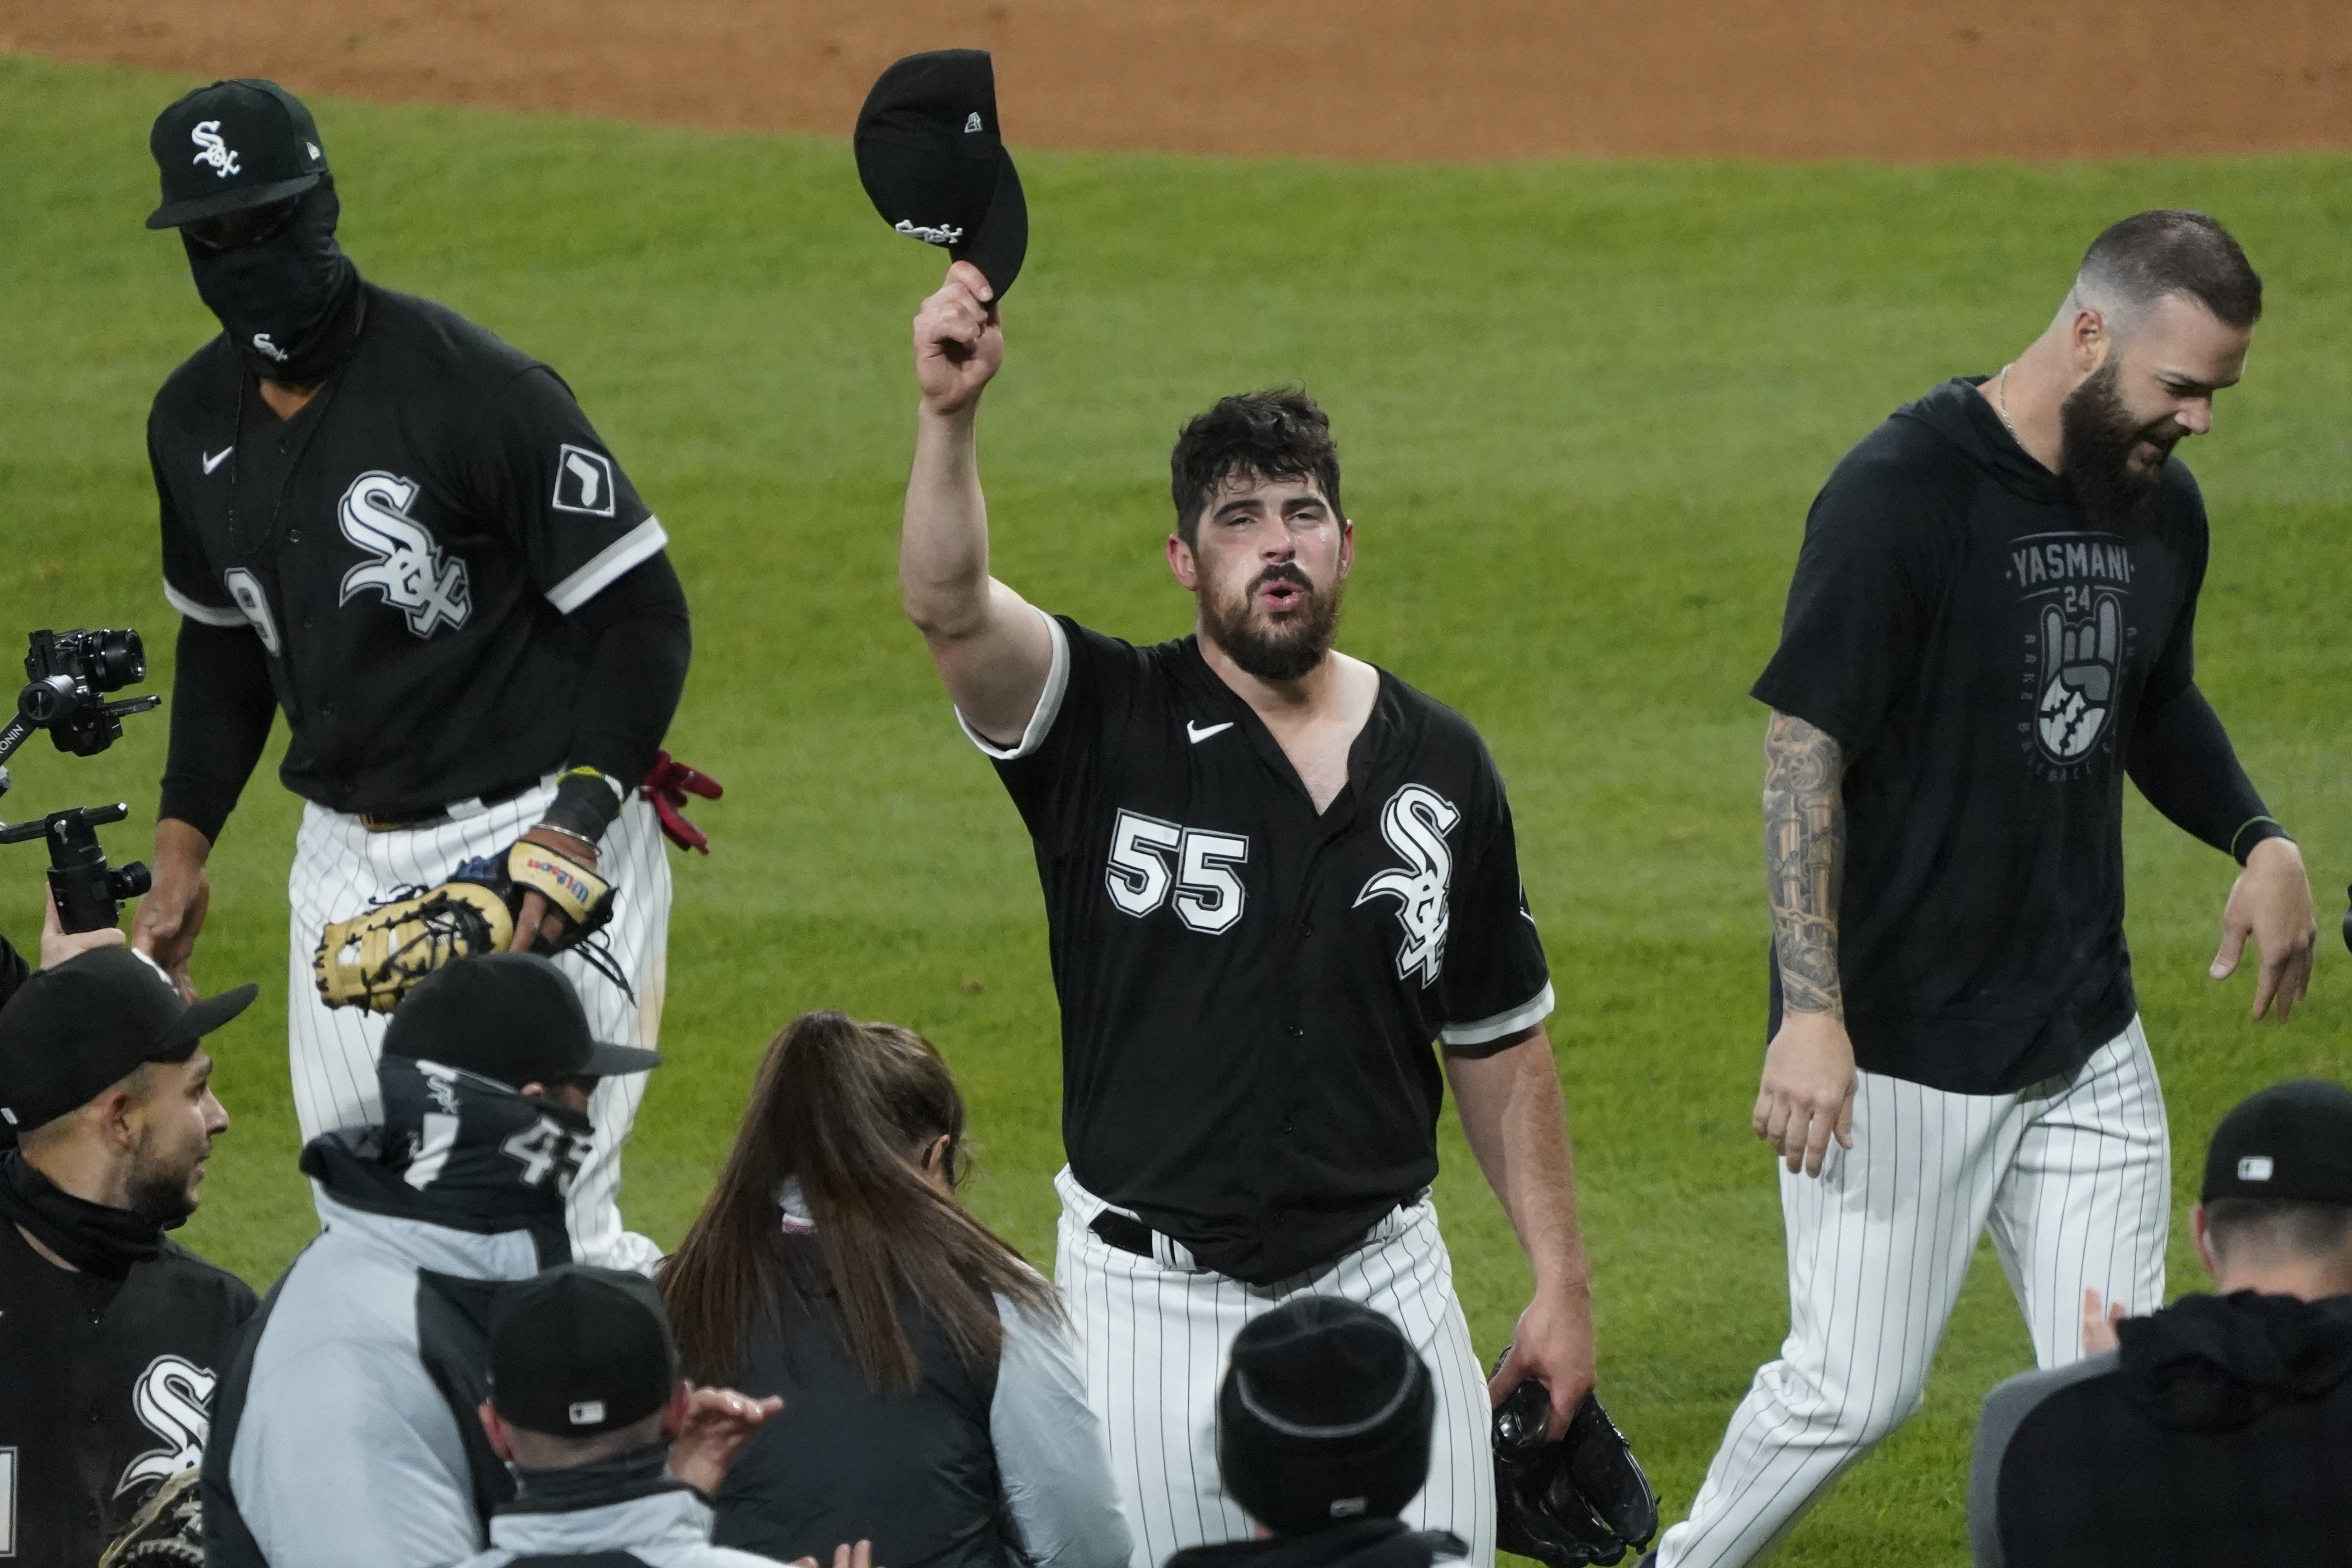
[1169, 388, 1343, 547]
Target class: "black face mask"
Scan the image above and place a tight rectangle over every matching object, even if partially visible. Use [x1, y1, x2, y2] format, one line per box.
[0, 1150, 164, 1280]
[183, 179, 361, 385]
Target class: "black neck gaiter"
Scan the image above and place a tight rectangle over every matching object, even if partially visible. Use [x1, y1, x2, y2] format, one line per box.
[0, 1150, 164, 1280]
[505, 1443, 683, 1513]
[184, 179, 364, 386]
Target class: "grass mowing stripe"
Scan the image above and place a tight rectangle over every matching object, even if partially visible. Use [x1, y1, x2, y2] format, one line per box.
[3, 52, 2345, 1566]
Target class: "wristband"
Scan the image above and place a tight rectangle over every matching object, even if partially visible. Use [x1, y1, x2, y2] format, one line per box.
[538, 766, 625, 845]
[2229, 816, 2291, 866]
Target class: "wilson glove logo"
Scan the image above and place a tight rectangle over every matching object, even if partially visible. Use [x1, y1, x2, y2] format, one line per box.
[1355, 783, 1460, 987]
[337, 470, 472, 636]
[190, 120, 240, 177]
[115, 1355, 216, 1496]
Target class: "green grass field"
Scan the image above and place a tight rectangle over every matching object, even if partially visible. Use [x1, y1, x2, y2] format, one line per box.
[4, 51, 2348, 1565]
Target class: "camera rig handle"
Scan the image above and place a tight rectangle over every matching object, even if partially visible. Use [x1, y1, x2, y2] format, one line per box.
[0, 803, 153, 934]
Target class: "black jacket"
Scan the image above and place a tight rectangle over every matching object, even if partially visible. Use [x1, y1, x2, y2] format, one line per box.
[709, 1231, 1127, 1568]
[0, 1202, 255, 1565]
[1970, 1290, 2352, 1565]
[1165, 1519, 1465, 1568]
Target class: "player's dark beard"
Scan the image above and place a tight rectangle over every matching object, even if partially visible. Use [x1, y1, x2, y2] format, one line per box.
[122, 1128, 203, 1231]
[184, 179, 362, 386]
[2059, 359, 2180, 521]
[1199, 563, 1343, 682]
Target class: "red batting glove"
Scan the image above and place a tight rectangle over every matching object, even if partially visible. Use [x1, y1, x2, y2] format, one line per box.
[641, 750, 724, 854]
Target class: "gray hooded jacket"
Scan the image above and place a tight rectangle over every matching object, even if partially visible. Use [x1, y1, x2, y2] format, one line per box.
[202, 1058, 584, 1567]
[457, 1482, 776, 1567]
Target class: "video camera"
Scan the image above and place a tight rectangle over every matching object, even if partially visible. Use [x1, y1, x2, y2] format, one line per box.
[4, 628, 159, 759]
[0, 628, 162, 933]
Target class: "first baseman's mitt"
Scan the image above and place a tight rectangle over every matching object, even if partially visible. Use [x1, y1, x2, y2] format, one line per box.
[313, 839, 614, 1012]
[1491, 1352, 1658, 1567]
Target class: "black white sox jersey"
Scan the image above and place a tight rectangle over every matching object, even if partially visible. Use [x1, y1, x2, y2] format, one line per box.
[974, 616, 1553, 1284]
[147, 282, 668, 817]
[0, 1222, 257, 1565]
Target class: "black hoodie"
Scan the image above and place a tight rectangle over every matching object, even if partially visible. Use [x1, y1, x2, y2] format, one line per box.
[1752, 376, 2267, 1093]
[1165, 1519, 1465, 1568]
[1970, 1291, 2352, 1566]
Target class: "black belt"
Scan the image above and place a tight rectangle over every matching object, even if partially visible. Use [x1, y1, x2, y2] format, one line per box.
[1090, 1207, 1386, 1271]
[360, 776, 540, 832]
[1089, 1210, 1158, 1258]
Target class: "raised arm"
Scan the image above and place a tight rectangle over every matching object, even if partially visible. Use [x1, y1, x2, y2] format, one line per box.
[901, 260, 1053, 747]
[1755, 710, 1856, 1178]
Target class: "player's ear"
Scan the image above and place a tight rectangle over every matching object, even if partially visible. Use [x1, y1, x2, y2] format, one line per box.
[2071, 305, 2111, 374]
[1167, 532, 1200, 591]
[2190, 1203, 2217, 1277]
[478, 1401, 516, 1463]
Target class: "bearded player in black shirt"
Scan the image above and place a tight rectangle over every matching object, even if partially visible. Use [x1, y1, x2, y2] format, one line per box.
[1656, 213, 2319, 1567]
[901, 260, 1596, 1568]
[0, 945, 259, 1566]
[128, 80, 691, 1272]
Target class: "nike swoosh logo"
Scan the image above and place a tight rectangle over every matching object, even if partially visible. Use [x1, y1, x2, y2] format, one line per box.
[1186, 720, 1235, 744]
[202, 447, 233, 475]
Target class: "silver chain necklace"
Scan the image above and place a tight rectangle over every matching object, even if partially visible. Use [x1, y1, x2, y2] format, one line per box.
[1992, 364, 2022, 442]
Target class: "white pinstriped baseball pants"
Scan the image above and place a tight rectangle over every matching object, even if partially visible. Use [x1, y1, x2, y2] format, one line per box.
[1054, 1169, 1497, 1568]
[285, 777, 672, 1274]
[1657, 1019, 2170, 1567]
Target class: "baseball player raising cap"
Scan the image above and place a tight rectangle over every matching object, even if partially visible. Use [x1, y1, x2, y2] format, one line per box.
[132, 78, 699, 1272]
[896, 167, 1593, 1562]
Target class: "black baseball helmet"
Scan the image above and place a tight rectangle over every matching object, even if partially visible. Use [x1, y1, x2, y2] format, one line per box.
[1491, 1356, 1658, 1567]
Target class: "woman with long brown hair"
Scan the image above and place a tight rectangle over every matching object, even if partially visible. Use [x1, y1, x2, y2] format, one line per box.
[660, 1012, 1130, 1568]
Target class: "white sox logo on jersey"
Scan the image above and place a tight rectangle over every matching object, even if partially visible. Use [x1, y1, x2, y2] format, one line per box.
[337, 471, 472, 636]
[114, 1354, 216, 1496]
[190, 120, 240, 177]
[1355, 783, 1460, 986]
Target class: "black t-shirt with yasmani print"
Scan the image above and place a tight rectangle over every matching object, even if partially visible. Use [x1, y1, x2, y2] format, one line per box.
[1753, 376, 2217, 1095]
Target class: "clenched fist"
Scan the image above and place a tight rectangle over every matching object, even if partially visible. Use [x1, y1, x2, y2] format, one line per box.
[913, 260, 1003, 418]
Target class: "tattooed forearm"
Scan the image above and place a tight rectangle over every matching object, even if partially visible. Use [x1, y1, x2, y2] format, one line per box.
[1763, 711, 1846, 1017]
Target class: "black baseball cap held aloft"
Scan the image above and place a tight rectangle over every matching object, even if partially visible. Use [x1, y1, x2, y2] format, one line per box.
[491, 1264, 678, 1436]
[148, 78, 331, 229]
[381, 953, 660, 1090]
[0, 947, 256, 1133]
[1218, 1297, 1436, 1534]
[2201, 1078, 2352, 1206]
[855, 49, 1029, 297]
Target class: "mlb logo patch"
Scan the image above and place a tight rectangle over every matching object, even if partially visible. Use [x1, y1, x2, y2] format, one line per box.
[2238, 1155, 2274, 1182]
[552, 444, 617, 517]
[568, 1400, 605, 1426]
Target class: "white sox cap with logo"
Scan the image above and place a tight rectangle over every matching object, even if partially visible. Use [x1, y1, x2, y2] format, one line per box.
[147, 79, 331, 230]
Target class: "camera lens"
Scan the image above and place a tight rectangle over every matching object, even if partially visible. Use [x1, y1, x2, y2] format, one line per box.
[18, 675, 77, 725]
[93, 629, 145, 693]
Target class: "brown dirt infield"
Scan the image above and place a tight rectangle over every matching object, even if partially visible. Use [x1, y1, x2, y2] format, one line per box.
[5, 0, 2348, 161]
